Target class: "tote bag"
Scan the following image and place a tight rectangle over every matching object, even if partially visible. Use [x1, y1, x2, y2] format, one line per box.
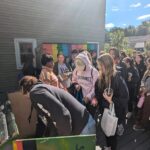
[101, 103, 118, 137]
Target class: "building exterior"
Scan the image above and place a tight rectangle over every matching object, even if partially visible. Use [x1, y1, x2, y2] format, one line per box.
[134, 42, 145, 52]
[128, 34, 150, 50]
[0, 0, 106, 92]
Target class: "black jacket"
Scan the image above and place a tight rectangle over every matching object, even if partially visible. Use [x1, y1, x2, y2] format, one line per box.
[136, 63, 146, 81]
[95, 72, 129, 124]
[116, 61, 128, 83]
[126, 67, 140, 89]
[29, 83, 89, 136]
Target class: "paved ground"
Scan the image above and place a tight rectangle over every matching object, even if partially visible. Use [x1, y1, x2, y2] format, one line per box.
[117, 120, 150, 150]
[96, 117, 150, 150]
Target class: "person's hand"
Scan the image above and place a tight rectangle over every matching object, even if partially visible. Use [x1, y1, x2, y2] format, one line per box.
[128, 76, 132, 82]
[128, 73, 132, 82]
[140, 87, 146, 96]
[91, 98, 98, 107]
[83, 97, 90, 103]
[141, 91, 145, 96]
[103, 92, 113, 104]
[75, 84, 81, 91]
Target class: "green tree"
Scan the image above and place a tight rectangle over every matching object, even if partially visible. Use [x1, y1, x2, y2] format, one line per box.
[104, 43, 110, 52]
[109, 30, 128, 50]
[124, 25, 136, 36]
[136, 25, 149, 36]
[142, 20, 150, 27]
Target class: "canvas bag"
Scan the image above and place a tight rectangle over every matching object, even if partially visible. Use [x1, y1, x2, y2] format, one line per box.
[101, 103, 118, 137]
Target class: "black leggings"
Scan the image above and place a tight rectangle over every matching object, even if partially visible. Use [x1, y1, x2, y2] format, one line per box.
[128, 86, 137, 112]
[105, 134, 117, 150]
[35, 117, 46, 138]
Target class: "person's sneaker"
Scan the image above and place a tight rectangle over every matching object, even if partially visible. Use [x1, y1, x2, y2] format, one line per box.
[126, 112, 132, 119]
[96, 146, 102, 150]
[133, 124, 145, 131]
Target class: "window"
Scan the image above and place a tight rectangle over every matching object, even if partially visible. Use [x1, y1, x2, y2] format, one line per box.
[14, 38, 37, 69]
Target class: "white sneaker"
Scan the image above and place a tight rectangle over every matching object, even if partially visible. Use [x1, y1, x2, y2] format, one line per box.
[96, 146, 102, 150]
[126, 112, 132, 119]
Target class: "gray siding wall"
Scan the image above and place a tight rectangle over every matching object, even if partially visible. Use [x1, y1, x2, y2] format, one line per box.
[0, 0, 106, 92]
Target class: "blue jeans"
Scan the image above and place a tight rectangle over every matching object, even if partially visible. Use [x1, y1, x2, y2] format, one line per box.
[80, 115, 96, 135]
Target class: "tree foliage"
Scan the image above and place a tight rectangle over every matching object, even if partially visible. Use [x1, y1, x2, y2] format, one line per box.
[109, 30, 128, 50]
[106, 20, 150, 37]
[105, 20, 150, 51]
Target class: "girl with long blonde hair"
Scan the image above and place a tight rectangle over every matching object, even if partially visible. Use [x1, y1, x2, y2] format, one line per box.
[95, 54, 129, 150]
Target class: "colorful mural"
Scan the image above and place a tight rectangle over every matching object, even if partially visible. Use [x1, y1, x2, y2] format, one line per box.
[41, 43, 99, 61]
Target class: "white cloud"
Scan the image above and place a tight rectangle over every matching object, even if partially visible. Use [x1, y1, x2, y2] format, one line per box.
[144, 4, 150, 8]
[112, 8, 119, 11]
[123, 24, 127, 26]
[130, 2, 141, 8]
[105, 23, 115, 29]
[137, 14, 150, 20]
[112, 6, 119, 12]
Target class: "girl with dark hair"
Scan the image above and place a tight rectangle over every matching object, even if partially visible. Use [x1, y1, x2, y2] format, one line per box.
[123, 57, 140, 118]
[120, 51, 127, 60]
[135, 53, 146, 81]
[109, 48, 128, 83]
[53, 52, 72, 89]
[95, 54, 129, 150]
[39, 54, 64, 89]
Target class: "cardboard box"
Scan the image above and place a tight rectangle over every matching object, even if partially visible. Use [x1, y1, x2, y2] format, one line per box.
[8, 91, 37, 138]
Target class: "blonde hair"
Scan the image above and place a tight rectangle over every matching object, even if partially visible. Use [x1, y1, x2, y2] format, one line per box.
[97, 53, 116, 88]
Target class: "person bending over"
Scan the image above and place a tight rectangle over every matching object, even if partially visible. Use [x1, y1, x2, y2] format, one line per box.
[19, 76, 95, 137]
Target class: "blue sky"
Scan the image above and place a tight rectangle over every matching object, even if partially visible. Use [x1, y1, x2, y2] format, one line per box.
[105, 0, 150, 29]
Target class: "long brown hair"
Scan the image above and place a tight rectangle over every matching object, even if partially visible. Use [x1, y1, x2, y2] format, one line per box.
[19, 76, 38, 94]
[97, 54, 116, 89]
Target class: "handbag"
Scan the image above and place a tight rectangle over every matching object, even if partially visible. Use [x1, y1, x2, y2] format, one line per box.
[101, 103, 118, 137]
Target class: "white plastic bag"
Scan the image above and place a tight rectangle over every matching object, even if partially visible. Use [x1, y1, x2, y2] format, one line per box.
[101, 103, 118, 137]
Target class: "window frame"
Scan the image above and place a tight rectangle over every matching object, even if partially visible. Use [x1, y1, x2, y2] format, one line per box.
[14, 38, 37, 69]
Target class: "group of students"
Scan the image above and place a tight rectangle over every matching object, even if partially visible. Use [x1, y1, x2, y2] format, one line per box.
[19, 48, 150, 150]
